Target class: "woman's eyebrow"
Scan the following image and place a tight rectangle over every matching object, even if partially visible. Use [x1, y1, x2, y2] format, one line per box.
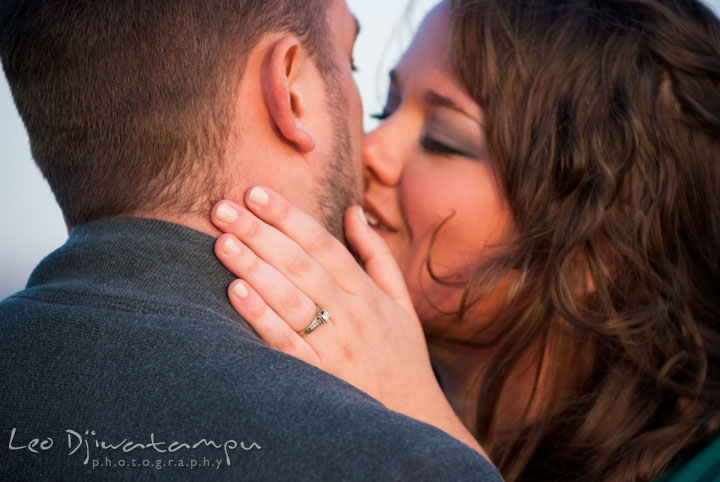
[424, 90, 483, 127]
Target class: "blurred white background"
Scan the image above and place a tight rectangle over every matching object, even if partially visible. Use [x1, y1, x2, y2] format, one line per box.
[1, 0, 718, 299]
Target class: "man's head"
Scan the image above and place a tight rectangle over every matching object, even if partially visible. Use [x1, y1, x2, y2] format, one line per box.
[0, 0, 363, 237]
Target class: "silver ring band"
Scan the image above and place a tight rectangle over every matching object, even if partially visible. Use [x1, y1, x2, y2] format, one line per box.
[298, 307, 331, 337]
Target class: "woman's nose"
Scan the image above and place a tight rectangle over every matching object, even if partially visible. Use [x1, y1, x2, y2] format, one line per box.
[362, 122, 405, 187]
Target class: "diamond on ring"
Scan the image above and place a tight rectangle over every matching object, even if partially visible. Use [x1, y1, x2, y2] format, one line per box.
[298, 307, 331, 337]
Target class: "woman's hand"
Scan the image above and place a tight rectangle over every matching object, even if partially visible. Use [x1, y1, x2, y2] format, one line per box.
[210, 187, 487, 457]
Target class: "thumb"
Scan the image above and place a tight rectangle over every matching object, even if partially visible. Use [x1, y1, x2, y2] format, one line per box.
[345, 206, 415, 313]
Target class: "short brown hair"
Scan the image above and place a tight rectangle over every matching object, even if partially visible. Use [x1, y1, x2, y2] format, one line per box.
[0, 0, 332, 226]
[449, 0, 720, 480]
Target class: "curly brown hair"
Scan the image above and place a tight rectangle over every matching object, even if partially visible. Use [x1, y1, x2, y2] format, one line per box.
[447, 0, 720, 480]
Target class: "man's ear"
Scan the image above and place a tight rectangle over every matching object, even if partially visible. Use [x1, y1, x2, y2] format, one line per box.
[262, 35, 316, 153]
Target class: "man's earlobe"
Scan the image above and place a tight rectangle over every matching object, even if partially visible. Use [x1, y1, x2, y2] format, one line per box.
[262, 36, 316, 153]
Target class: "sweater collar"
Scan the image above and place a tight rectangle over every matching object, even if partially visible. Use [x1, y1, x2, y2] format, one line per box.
[28, 217, 248, 329]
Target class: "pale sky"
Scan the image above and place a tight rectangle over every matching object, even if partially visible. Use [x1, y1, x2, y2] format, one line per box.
[1, 0, 719, 300]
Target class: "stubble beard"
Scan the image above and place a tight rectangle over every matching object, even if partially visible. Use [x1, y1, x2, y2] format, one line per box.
[314, 73, 362, 245]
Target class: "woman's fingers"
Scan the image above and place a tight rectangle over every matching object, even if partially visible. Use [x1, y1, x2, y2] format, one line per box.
[212, 201, 345, 307]
[216, 233, 326, 332]
[226, 279, 320, 367]
[241, 187, 368, 293]
[345, 206, 415, 313]
[215, 232, 346, 363]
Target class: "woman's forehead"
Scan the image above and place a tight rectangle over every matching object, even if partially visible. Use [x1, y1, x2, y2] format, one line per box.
[391, 3, 482, 121]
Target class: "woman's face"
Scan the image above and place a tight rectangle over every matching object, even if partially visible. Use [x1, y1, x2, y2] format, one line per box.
[362, 3, 513, 338]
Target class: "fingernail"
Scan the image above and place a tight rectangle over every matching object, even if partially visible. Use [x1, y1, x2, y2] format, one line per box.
[248, 187, 269, 206]
[233, 281, 249, 299]
[216, 203, 238, 223]
[223, 236, 242, 256]
[357, 207, 368, 225]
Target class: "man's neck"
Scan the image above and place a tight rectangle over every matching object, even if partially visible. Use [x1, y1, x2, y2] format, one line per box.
[70, 210, 224, 238]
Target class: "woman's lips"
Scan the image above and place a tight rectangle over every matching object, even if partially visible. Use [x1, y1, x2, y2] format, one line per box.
[362, 198, 397, 233]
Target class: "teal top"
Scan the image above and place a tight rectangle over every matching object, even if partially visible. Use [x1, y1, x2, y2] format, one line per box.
[656, 435, 720, 482]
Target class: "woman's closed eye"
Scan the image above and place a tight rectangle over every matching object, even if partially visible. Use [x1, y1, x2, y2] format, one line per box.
[420, 135, 472, 158]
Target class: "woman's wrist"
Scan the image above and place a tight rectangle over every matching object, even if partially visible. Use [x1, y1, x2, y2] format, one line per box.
[386, 376, 489, 459]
